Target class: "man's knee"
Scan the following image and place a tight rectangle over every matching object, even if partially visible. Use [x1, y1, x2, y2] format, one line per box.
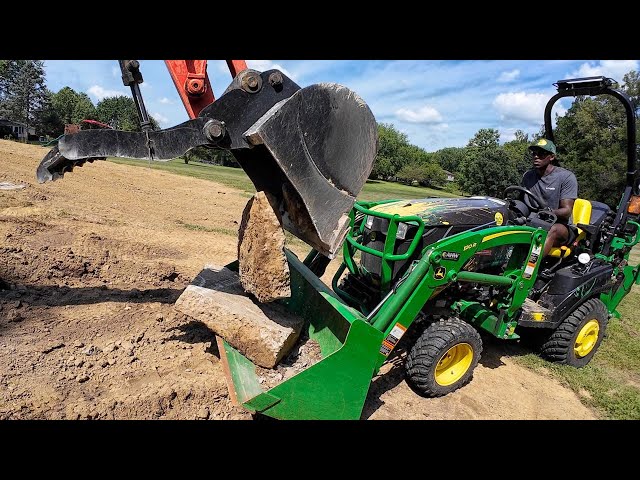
[548, 223, 570, 246]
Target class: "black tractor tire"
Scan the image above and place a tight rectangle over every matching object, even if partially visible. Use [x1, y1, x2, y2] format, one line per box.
[540, 298, 609, 367]
[405, 317, 482, 397]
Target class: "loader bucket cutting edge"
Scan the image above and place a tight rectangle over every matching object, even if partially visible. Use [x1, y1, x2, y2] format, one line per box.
[219, 250, 384, 420]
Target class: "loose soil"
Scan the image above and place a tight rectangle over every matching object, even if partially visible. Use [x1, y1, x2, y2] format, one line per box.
[0, 140, 596, 420]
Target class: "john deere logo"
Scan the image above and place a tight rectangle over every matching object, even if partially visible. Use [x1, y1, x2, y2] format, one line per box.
[495, 212, 504, 226]
[538, 139, 547, 146]
[434, 266, 447, 279]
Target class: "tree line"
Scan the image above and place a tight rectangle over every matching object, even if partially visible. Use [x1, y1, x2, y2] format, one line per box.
[1, 60, 639, 208]
[0, 60, 158, 140]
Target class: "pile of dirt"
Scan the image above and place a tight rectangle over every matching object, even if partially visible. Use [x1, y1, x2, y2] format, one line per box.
[0, 140, 597, 420]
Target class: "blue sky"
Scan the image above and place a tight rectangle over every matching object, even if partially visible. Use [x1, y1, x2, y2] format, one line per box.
[43, 60, 639, 152]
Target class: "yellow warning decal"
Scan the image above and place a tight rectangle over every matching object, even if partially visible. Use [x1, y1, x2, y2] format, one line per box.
[379, 323, 407, 357]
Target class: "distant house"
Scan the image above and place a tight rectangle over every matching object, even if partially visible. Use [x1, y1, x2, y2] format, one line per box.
[443, 170, 455, 182]
[0, 118, 36, 141]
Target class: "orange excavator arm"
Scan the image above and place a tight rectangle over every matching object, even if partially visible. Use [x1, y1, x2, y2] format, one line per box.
[165, 60, 248, 118]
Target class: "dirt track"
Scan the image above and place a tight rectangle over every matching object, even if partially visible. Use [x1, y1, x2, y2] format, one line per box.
[0, 140, 597, 420]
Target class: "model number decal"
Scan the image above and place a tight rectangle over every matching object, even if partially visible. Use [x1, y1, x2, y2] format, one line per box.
[463, 242, 477, 251]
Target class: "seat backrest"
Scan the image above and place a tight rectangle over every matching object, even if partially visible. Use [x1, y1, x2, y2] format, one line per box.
[548, 198, 592, 258]
[572, 198, 592, 233]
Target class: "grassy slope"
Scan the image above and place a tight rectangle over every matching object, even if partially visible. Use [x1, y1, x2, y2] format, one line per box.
[108, 157, 640, 419]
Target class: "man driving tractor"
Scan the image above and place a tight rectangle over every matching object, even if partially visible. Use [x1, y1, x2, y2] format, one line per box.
[521, 138, 579, 256]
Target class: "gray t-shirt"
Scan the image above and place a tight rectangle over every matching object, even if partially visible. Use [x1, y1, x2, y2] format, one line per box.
[521, 166, 578, 218]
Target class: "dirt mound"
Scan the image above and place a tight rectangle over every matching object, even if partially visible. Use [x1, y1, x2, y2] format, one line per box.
[0, 140, 597, 420]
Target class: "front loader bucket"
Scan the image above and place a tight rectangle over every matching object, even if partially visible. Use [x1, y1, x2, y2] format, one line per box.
[234, 83, 378, 258]
[218, 250, 384, 420]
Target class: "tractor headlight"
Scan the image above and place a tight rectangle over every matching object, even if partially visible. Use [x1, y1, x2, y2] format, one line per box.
[396, 222, 409, 240]
[365, 215, 374, 229]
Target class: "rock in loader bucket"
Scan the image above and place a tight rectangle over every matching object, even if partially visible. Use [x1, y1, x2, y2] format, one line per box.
[36, 69, 377, 258]
[218, 250, 385, 420]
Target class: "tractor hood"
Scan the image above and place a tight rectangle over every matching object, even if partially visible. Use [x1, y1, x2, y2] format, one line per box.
[370, 196, 509, 227]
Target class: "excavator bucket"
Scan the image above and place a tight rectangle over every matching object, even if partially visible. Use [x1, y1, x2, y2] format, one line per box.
[218, 249, 384, 420]
[36, 69, 378, 257]
[236, 82, 378, 257]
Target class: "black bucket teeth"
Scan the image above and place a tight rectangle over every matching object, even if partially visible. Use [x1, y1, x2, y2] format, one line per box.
[36, 145, 104, 184]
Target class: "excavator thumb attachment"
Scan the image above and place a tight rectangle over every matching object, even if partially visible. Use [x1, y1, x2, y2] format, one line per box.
[218, 250, 384, 420]
[36, 69, 377, 257]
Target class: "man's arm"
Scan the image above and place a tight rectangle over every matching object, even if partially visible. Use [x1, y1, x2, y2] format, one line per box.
[554, 198, 574, 222]
[555, 171, 579, 222]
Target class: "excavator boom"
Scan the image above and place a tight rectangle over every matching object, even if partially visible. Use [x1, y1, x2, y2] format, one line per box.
[36, 61, 378, 257]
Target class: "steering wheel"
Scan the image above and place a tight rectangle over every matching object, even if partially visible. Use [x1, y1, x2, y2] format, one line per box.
[503, 185, 548, 211]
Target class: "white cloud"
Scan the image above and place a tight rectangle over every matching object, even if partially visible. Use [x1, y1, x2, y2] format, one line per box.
[159, 97, 172, 104]
[246, 60, 295, 81]
[498, 69, 520, 83]
[572, 60, 639, 82]
[499, 128, 520, 143]
[395, 105, 443, 124]
[87, 85, 128, 101]
[151, 112, 169, 126]
[493, 92, 565, 125]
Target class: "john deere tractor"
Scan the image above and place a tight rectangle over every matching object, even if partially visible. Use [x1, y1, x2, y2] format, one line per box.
[217, 76, 640, 419]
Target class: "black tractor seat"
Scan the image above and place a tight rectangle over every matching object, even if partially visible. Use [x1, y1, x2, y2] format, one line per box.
[548, 198, 610, 258]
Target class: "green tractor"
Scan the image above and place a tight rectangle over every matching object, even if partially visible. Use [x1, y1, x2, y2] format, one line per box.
[218, 76, 640, 419]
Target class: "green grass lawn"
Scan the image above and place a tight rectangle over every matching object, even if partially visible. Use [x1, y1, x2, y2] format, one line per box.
[107, 158, 460, 201]
[108, 156, 640, 418]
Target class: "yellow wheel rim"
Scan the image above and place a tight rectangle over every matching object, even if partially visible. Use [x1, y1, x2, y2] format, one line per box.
[574, 319, 600, 358]
[435, 343, 474, 386]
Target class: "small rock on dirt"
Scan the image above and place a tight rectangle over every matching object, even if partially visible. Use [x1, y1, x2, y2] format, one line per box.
[7, 310, 23, 322]
[42, 342, 65, 354]
[196, 407, 210, 420]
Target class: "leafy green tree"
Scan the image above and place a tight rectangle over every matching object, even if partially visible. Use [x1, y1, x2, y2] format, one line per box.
[503, 130, 531, 177]
[458, 147, 519, 197]
[372, 123, 410, 179]
[466, 128, 500, 149]
[0, 60, 9, 99]
[622, 71, 640, 112]
[96, 96, 139, 131]
[33, 89, 62, 138]
[553, 72, 639, 207]
[0, 60, 48, 136]
[52, 87, 80, 124]
[458, 128, 523, 197]
[432, 147, 467, 174]
[51, 87, 96, 126]
[95, 95, 159, 131]
[397, 161, 446, 187]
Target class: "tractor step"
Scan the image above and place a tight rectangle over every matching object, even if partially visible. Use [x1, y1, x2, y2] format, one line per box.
[519, 298, 553, 325]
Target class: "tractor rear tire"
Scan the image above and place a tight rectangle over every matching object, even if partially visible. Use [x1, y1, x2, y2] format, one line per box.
[540, 298, 609, 367]
[405, 318, 482, 397]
